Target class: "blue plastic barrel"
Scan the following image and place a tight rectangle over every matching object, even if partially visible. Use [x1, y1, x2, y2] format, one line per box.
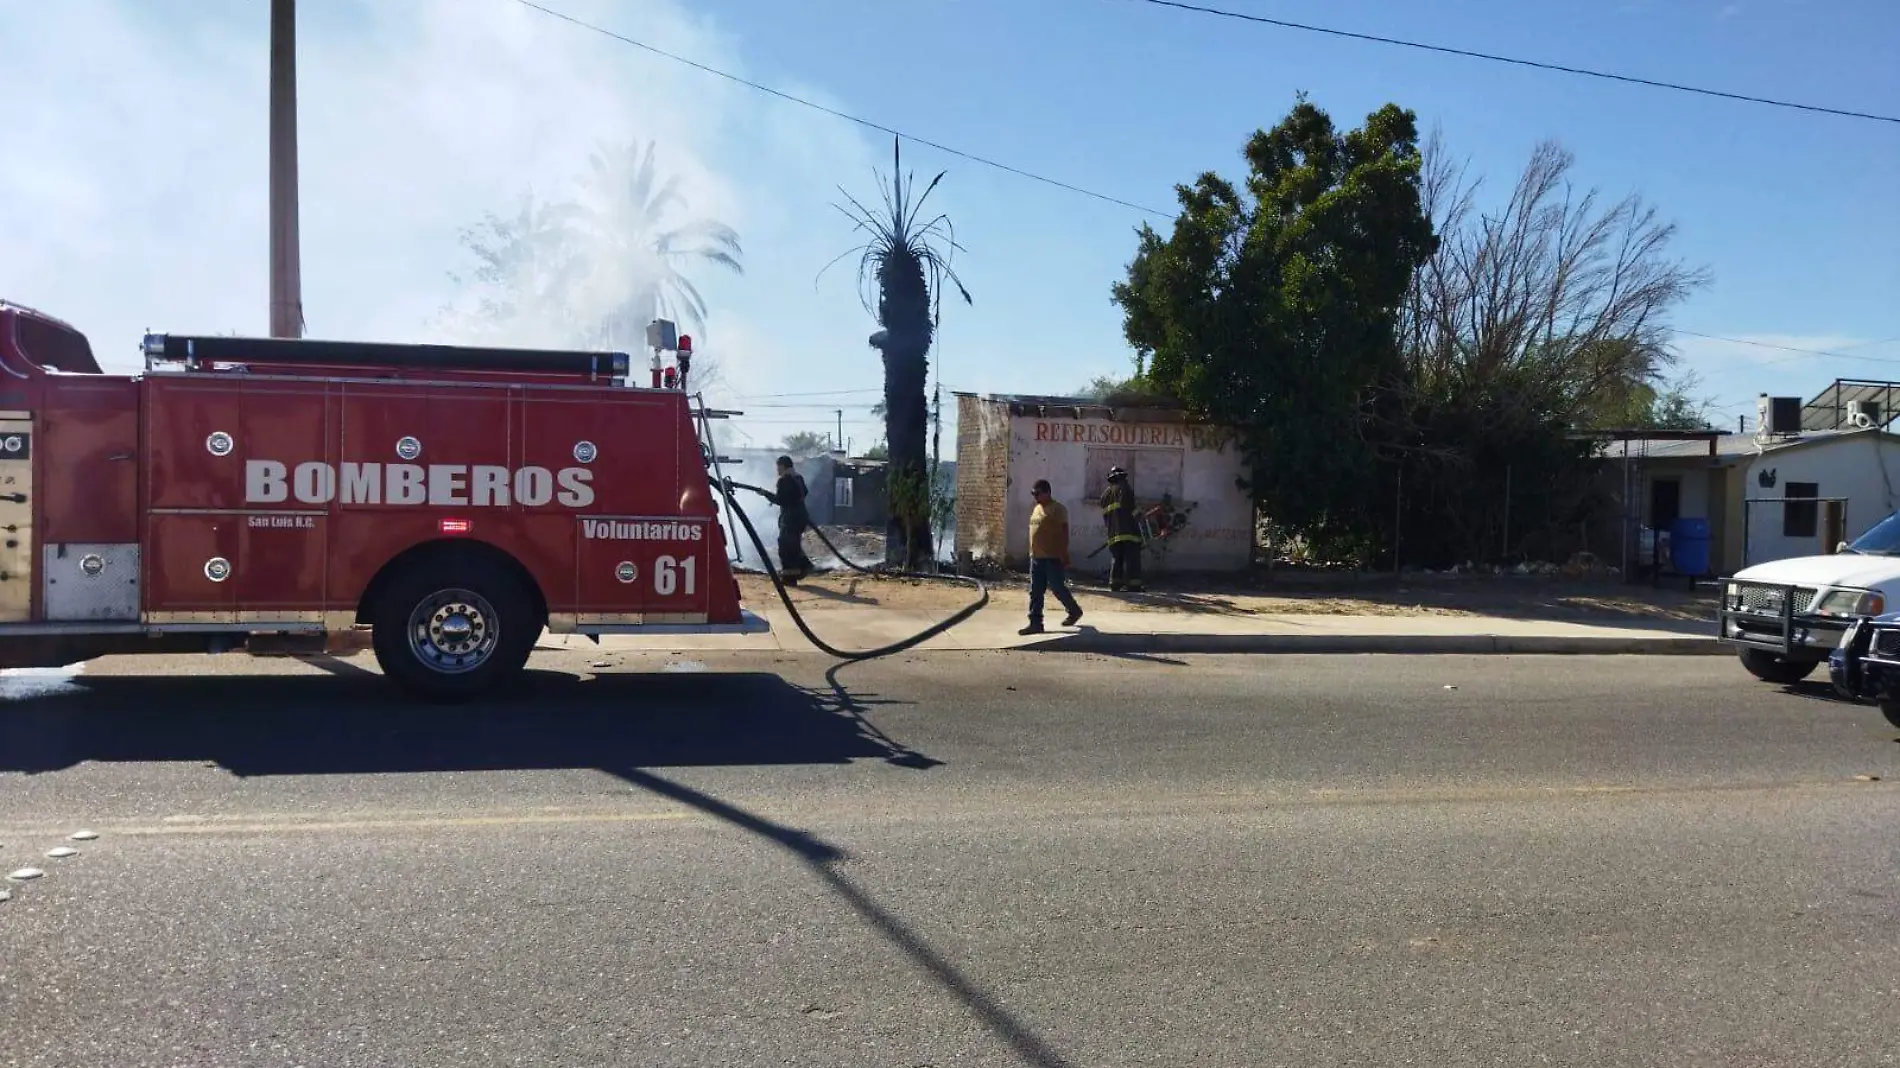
[1670, 517, 1711, 576]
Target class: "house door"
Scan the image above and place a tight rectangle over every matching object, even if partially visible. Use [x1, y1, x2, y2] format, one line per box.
[1649, 477, 1681, 531]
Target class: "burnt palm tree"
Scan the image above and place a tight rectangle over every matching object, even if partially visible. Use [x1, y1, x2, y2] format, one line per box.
[579, 139, 744, 351]
[823, 137, 971, 567]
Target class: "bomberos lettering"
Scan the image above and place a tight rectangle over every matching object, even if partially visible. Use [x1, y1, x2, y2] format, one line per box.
[246, 460, 594, 508]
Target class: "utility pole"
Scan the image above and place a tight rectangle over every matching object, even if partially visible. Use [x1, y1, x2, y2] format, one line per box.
[836, 410, 844, 452]
[269, 0, 304, 339]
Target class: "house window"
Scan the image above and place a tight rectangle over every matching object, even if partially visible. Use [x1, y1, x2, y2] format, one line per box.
[834, 476, 854, 509]
[1783, 482, 1818, 538]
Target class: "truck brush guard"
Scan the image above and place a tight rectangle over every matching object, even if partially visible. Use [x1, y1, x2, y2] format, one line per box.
[1716, 578, 1832, 657]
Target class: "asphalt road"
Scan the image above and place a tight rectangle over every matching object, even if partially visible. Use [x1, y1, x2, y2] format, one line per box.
[2, 649, 1898, 1068]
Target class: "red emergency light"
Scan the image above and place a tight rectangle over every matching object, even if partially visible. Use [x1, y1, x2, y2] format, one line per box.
[439, 518, 472, 535]
[678, 335, 692, 354]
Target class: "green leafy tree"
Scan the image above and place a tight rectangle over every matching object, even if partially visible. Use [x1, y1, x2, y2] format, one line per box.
[822, 137, 971, 567]
[1113, 97, 1437, 551]
[780, 431, 831, 458]
[1077, 374, 1175, 407]
[1645, 377, 1717, 431]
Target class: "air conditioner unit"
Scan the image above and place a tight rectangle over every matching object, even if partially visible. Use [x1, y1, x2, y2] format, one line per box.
[1847, 399, 1881, 429]
[1758, 394, 1802, 435]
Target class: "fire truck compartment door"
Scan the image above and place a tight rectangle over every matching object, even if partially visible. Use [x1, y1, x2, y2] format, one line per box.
[143, 514, 241, 621]
[574, 517, 713, 622]
[43, 543, 141, 622]
[0, 414, 34, 623]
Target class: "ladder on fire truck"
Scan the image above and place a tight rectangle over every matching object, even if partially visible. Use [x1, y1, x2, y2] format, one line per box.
[690, 391, 748, 568]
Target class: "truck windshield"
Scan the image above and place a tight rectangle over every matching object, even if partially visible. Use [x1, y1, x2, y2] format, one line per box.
[1847, 511, 1900, 555]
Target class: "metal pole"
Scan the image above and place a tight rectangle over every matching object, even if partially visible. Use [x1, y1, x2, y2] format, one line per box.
[836, 409, 843, 451]
[1742, 501, 1751, 570]
[1620, 442, 1631, 582]
[1393, 464, 1403, 574]
[1501, 464, 1512, 562]
[269, 0, 304, 339]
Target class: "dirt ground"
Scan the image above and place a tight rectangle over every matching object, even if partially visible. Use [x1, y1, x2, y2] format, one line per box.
[735, 566, 1716, 624]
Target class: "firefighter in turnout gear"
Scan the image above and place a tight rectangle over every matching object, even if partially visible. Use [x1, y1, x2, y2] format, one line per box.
[767, 455, 817, 585]
[1099, 466, 1145, 592]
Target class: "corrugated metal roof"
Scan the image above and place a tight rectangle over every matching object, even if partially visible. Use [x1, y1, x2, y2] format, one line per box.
[1802, 381, 1900, 431]
[1601, 427, 1885, 463]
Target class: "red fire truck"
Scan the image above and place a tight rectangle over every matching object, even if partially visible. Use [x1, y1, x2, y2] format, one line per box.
[0, 300, 766, 699]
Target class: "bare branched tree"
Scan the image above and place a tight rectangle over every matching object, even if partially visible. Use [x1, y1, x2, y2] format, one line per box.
[1401, 131, 1711, 422]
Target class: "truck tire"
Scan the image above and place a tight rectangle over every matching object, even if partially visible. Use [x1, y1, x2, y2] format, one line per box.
[370, 554, 540, 702]
[1881, 699, 1900, 730]
[1737, 648, 1819, 685]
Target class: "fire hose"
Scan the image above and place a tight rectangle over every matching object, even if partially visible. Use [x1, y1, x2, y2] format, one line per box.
[713, 477, 989, 661]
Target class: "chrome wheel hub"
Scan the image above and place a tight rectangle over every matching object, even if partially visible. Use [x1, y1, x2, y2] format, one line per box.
[408, 588, 500, 674]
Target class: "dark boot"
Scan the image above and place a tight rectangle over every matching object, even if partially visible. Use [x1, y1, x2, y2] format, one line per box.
[1018, 621, 1045, 636]
[1061, 607, 1083, 627]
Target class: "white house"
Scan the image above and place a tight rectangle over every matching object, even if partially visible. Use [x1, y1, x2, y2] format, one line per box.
[1609, 426, 1900, 574]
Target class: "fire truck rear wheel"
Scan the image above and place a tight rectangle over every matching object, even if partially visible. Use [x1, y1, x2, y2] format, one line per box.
[370, 557, 539, 702]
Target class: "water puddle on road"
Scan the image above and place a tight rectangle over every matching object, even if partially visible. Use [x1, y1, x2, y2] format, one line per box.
[0, 663, 87, 700]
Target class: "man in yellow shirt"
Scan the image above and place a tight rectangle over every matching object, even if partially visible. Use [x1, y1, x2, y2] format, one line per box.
[1022, 478, 1083, 635]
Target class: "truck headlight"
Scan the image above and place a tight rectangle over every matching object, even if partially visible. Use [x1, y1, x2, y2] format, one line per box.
[1812, 589, 1884, 617]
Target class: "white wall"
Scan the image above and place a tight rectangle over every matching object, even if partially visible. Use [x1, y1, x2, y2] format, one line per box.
[1001, 412, 1254, 570]
[1741, 433, 1900, 565]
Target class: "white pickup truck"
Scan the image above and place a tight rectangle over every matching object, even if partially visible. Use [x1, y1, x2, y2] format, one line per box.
[1717, 509, 1900, 683]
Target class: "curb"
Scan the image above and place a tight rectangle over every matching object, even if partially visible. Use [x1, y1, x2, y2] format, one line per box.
[1017, 632, 1729, 656]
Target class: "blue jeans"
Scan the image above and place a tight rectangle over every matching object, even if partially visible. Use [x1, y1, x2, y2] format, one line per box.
[1028, 557, 1080, 624]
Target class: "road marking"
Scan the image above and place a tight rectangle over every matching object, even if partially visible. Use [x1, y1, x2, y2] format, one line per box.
[0, 810, 697, 838]
[1, 779, 1889, 841]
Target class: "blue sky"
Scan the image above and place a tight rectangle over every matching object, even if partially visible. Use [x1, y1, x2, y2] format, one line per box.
[3, 0, 1895, 454]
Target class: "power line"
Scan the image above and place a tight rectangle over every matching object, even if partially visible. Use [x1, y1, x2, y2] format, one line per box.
[507, 0, 1167, 215]
[1673, 329, 1900, 365]
[741, 401, 884, 409]
[732, 388, 885, 400]
[1126, 0, 1900, 126]
[1836, 335, 1900, 352]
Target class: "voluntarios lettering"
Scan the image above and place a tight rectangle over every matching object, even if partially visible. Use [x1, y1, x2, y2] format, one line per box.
[580, 519, 706, 541]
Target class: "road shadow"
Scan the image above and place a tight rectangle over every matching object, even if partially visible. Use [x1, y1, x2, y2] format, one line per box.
[620, 740, 1075, 1067]
[791, 578, 879, 607]
[0, 667, 932, 777]
[0, 660, 1062, 1063]
[1774, 678, 1847, 705]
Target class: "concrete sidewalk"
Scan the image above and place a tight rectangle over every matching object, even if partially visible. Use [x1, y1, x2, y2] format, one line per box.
[540, 597, 1726, 657]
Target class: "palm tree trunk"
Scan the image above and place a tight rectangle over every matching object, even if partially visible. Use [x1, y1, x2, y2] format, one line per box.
[879, 265, 935, 569]
[882, 343, 932, 568]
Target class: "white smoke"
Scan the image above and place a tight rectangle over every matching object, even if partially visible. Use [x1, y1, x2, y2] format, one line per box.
[0, 0, 969, 574]
[0, 0, 880, 399]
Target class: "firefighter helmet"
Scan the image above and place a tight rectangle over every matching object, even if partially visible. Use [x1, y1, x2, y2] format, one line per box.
[1106, 466, 1127, 481]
